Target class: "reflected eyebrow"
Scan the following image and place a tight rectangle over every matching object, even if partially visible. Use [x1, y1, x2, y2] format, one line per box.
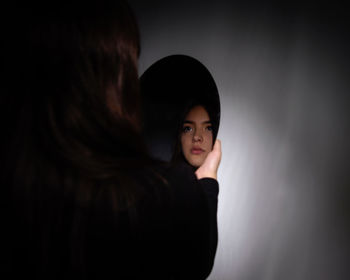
[183, 120, 212, 124]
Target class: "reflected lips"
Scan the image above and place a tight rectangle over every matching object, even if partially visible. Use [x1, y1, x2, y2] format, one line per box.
[191, 147, 204, 155]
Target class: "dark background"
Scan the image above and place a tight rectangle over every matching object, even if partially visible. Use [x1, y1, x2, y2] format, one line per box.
[129, 1, 350, 279]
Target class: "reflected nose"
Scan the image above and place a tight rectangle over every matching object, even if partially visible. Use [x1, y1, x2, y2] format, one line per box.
[192, 131, 203, 142]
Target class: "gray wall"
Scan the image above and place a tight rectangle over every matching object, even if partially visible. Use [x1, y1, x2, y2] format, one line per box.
[129, 1, 350, 279]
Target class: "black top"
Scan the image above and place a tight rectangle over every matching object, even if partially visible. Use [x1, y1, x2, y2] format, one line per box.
[6, 162, 218, 280]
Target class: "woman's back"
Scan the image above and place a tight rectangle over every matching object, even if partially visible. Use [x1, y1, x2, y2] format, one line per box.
[6, 162, 218, 279]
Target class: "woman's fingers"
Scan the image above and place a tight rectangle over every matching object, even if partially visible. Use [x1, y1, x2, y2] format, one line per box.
[195, 139, 221, 180]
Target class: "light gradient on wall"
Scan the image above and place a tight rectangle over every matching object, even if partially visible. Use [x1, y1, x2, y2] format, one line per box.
[129, 1, 350, 279]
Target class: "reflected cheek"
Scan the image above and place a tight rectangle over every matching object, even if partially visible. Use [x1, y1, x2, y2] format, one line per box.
[181, 136, 190, 151]
[204, 134, 213, 149]
[181, 136, 192, 160]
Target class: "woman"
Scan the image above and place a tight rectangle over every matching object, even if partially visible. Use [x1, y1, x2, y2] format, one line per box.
[3, 1, 220, 279]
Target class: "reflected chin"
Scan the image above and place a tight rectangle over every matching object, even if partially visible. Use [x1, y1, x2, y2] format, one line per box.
[186, 155, 205, 168]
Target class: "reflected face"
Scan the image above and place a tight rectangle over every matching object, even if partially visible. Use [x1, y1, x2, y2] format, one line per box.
[181, 105, 213, 167]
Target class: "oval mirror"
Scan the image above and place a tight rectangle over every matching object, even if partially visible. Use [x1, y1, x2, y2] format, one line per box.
[140, 54, 220, 165]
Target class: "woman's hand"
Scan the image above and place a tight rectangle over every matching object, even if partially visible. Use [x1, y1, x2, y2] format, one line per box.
[195, 139, 221, 180]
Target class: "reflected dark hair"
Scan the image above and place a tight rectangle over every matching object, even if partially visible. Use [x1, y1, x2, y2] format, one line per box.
[3, 0, 159, 275]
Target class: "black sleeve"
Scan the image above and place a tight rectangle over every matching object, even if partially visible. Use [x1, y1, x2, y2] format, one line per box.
[162, 162, 219, 279]
[198, 177, 219, 272]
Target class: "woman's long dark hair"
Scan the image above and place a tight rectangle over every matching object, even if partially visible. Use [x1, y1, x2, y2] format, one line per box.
[3, 1, 161, 276]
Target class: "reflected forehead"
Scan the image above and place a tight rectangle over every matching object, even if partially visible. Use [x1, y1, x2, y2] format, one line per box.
[184, 105, 210, 122]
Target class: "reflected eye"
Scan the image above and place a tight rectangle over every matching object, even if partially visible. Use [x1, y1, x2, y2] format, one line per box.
[182, 126, 193, 133]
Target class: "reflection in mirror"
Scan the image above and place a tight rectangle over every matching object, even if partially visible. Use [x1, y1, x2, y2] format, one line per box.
[140, 55, 220, 167]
